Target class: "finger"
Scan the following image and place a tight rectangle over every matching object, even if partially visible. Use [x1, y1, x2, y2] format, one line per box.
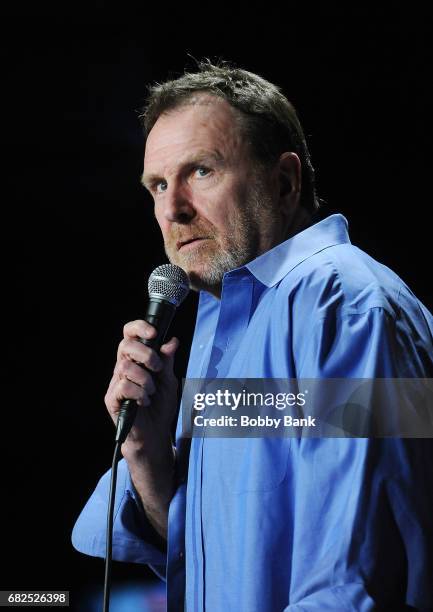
[158, 337, 180, 382]
[108, 378, 152, 412]
[159, 336, 180, 359]
[123, 320, 157, 342]
[115, 360, 157, 395]
[117, 338, 163, 372]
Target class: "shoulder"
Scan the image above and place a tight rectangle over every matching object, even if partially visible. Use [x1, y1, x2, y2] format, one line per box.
[274, 242, 433, 376]
[278, 241, 420, 323]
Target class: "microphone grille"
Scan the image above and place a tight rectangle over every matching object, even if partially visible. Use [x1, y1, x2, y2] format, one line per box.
[148, 264, 190, 306]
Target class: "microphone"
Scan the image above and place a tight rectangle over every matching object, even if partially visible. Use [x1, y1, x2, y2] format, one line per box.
[115, 264, 190, 444]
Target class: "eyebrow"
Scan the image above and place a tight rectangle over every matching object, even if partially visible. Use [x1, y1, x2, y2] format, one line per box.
[140, 150, 225, 190]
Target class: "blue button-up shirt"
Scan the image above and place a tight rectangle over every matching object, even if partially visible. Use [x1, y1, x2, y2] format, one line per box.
[73, 214, 433, 610]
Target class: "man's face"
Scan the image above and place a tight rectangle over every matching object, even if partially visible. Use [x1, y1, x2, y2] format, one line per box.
[142, 95, 281, 296]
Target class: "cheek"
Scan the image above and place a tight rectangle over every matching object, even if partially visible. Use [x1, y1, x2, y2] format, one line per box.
[200, 184, 239, 227]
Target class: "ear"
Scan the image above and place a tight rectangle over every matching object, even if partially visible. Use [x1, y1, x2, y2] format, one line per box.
[273, 152, 310, 238]
[277, 152, 301, 209]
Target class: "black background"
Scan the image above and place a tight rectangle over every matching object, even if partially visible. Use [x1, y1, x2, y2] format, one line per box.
[2, 3, 432, 610]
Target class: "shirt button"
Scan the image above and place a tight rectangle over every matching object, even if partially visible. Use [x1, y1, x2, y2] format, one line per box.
[178, 551, 184, 560]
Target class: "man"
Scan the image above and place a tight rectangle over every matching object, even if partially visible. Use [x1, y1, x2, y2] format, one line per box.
[73, 62, 433, 610]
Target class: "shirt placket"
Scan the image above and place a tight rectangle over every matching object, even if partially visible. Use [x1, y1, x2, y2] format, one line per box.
[199, 275, 254, 611]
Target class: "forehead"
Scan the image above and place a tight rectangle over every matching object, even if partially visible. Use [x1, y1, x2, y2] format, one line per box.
[143, 95, 245, 172]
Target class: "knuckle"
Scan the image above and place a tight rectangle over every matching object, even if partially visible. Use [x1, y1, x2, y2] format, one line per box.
[117, 340, 126, 359]
[118, 337, 130, 353]
[137, 344, 153, 366]
[124, 319, 152, 339]
[116, 359, 129, 377]
[123, 320, 136, 336]
[104, 390, 116, 412]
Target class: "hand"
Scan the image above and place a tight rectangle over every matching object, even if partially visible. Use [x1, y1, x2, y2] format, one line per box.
[104, 319, 179, 462]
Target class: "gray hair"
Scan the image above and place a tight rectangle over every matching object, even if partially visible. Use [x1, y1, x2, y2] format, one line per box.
[139, 60, 319, 213]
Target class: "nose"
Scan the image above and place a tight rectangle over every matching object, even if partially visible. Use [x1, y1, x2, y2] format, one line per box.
[163, 182, 196, 224]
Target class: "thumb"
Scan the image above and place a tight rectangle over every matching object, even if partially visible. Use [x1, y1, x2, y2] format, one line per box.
[159, 336, 180, 371]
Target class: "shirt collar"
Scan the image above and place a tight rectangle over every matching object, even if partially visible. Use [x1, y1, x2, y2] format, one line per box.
[242, 213, 350, 288]
[198, 214, 351, 306]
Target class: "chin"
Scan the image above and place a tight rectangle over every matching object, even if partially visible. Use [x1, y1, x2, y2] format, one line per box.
[182, 259, 225, 293]
[169, 245, 216, 273]
[166, 243, 233, 293]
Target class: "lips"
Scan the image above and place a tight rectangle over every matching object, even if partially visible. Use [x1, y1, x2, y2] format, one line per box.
[177, 237, 208, 251]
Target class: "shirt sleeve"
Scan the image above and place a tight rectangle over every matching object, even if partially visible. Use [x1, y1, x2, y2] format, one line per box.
[287, 305, 433, 609]
[71, 457, 166, 576]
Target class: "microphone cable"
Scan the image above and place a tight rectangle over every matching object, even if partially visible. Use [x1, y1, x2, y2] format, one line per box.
[103, 440, 121, 612]
[102, 264, 189, 612]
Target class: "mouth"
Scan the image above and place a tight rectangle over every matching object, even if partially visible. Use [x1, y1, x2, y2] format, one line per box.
[177, 237, 209, 251]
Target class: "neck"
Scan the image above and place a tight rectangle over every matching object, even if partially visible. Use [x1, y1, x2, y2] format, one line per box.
[284, 206, 312, 242]
[196, 208, 313, 300]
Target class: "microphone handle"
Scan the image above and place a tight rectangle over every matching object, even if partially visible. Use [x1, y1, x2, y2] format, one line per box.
[115, 299, 177, 443]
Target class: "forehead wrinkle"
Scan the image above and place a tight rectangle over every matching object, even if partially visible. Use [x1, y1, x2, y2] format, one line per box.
[142, 97, 246, 188]
[141, 148, 225, 188]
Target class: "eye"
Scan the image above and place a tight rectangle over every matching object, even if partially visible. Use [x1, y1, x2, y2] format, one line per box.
[155, 180, 168, 194]
[194, 166, 211, 178]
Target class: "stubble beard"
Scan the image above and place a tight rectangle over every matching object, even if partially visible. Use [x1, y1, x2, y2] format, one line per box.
[164, 178, 278, 294]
